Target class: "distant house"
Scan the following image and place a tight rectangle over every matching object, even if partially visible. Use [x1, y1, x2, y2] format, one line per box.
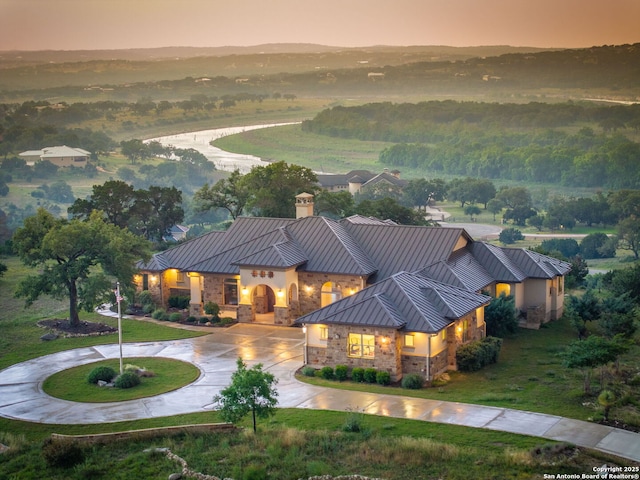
[136, 193, 570, 382]
[316, 169, 407, 194]
[19, 145, 91, 168]
[163, 225, 190, 243]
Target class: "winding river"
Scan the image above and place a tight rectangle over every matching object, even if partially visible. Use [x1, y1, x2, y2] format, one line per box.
[146, 122, 299, 173]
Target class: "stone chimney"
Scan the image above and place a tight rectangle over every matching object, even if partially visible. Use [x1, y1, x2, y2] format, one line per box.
[295, 192, 314, 219]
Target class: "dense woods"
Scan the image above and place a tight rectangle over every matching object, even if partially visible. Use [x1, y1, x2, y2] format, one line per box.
[302, 101, 640, 189]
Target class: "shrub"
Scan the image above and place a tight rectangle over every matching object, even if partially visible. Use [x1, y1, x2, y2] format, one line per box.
[168, 295, 190, 309]
[242, 465, 268, 480]
[456, 336, 503, 372]
[186, 316, 197, 323]
[342, 411, 364, 433]
[351, 367, 365, 382]
[376, 370, 391, 386]
[199, 316, 210, 324]
[301, 366, 316, 377]
[87, 366, 116, 384]
[168, 312, 182, 322]
[401, 373, 424, 390]
[114, 372, 141, 389]
[363, 367, 377, 383]
[151, 308, 167, 320]
[485, 294, 518, 337]
[219, 317, 235, 326]
[335, 364, 348, 381]
[137, 290, 154, 307]
[204, 301, 220, 317]
[42, 438, 84, 468]
[320, 366, 334, 380]
[142, 303, 155, 314]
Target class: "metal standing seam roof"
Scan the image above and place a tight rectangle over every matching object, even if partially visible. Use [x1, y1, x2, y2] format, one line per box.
[137, 230, 227, 271]
[232, 236, 308, 269]
[296, 271, 491, 334]
[417, 249, 495, 292]
[504, 248, 572, 278]
[286, 216, 378, 276]
[469, 242, 528, 283]
[185, 227, 290, 274]
[342, 223, 470, 282]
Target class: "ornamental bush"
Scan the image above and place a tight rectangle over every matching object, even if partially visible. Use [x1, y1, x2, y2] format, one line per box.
[168, 295, 190, 309]
[351, 367, 365, 382]
[114, 371, 141, 389]
[456, 336, 503, 372]
[168, 312, 182, 322]
[151, 308, 167, 320]
[137, 290, 154, 307]
[335, 364, 348, 381]
[204, 301, 220, 317]
[87, 365, 116, 384]
[301, 366, 316, 377]
[320, 366, 334, 380]
[363, 367, 377, 383]
[376, 370, 391, 386]
[401, 373, 424, 390]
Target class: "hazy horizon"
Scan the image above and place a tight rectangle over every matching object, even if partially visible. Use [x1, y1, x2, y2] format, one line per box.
[1, 0, 639, 52]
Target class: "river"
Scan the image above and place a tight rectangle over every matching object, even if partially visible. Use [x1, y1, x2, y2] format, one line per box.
[146, 122, 299, 173]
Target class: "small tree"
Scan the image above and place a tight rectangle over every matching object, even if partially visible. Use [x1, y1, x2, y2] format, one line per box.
[484, 294, 518, 337]
[213, 357, 278, 433]
[498, 228, 524, 245]
[561, 335, 630, 394]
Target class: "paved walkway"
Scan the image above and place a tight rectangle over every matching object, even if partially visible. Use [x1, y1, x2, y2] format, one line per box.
[1, 320, 639, 463]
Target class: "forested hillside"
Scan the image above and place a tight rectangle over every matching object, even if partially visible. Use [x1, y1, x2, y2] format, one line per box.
[302, 101, 640, 189]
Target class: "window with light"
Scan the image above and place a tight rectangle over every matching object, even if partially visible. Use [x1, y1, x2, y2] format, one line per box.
[348, 333, 375, 358]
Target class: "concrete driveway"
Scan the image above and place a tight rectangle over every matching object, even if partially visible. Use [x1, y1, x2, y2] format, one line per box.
[1, 323, 639, 462]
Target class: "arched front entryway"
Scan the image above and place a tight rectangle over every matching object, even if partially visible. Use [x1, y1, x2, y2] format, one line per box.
[253, 284, 276, 323]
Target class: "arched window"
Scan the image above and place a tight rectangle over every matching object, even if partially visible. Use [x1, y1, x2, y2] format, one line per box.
[289, 283, 298, 302]
[321, 281, 342, 307]
[496, 283, 511, 297]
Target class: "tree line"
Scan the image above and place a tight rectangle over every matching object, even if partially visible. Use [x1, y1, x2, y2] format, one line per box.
[302, 100, 640, 189]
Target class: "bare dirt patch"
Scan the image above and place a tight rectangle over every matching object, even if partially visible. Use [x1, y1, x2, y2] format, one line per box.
[38, 319, 117, 337]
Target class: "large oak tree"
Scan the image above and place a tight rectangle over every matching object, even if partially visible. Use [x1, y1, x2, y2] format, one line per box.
[13, 208, 150, 327]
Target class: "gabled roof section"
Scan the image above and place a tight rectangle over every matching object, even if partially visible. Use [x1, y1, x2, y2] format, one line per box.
[41, 145, 91, 157]
[504, 248, 572, 278]
[470, 242, 528, 283]
[286, 216, 378, 276]
[342, 223, 471, 282]
[233, 233, 308, 269]
[417, 248, 495, 292]
[296, 271, 491, 334]
[186, 227, 290, 274]
[296, 293, 406, 329]
[137, 230, 227, 271]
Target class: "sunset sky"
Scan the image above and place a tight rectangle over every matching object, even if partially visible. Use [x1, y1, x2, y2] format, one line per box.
[1, 0, 638, 51]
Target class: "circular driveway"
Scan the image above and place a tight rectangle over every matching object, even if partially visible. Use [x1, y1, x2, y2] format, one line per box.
[0, 324, 312, 424]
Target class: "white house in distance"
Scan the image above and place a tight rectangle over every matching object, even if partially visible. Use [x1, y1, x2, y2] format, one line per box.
[19, 145, 91, 167]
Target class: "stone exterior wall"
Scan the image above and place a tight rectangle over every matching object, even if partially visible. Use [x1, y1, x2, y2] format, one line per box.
[429, 349, 449, 378]
[401, 354, 427, 376]
[274, 306, 291, 325]
[203, 274, 225, 305]
[298, 273, 365, 316]
[306, 324, 402, 381]
[237, 304, 254, 323]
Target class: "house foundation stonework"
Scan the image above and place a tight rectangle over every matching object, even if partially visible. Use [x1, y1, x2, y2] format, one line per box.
[136, 206, 570, 379]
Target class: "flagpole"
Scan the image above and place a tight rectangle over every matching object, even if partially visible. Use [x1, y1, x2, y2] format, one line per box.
[116, 281, 123, 375]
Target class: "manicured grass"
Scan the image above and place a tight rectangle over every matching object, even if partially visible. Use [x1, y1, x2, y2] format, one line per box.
[43, 357, 200, 402]
[0, 256, 208, 371]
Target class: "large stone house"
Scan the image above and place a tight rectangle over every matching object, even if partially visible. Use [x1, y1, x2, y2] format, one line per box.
[136, 194, 570, 381]
[316, 169, 406, 195]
